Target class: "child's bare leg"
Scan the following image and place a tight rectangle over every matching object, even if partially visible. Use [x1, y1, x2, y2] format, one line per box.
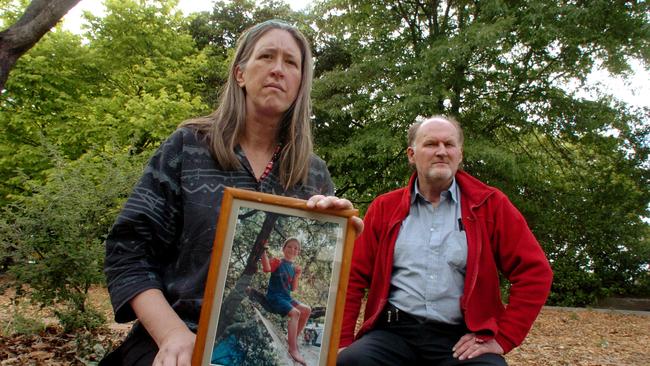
[287, 308, 306, 364]
[296, 303, 311, 336]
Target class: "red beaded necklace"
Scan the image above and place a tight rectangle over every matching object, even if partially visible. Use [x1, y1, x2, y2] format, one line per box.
[258, 144, 282, 182]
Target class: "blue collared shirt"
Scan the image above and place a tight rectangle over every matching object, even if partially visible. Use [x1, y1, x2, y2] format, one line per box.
[388, 178, 467, 324]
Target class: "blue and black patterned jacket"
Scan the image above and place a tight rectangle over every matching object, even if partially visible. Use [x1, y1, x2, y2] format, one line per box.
[104, 127, 334, 329]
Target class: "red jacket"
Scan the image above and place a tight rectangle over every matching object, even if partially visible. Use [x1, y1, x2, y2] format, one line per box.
[340, 171, 553, 353]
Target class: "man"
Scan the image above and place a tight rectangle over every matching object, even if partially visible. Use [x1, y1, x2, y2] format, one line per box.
[337, 116, 552, 365]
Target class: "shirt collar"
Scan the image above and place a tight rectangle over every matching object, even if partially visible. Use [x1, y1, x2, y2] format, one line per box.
[412, 177, 459, 205]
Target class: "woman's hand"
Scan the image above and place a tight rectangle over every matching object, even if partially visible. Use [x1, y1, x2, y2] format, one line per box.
[306, 195, 364, 236]
[153, 326, 196, 366]
[131, 289, 196, 366]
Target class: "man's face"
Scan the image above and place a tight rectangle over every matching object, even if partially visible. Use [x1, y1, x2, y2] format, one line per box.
[407, 118, 463, 187]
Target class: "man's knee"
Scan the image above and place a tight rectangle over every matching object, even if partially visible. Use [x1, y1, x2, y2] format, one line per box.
[336, 331, 412, 366]
[337, 346, 370, 366]
[336, 345, 394, 366]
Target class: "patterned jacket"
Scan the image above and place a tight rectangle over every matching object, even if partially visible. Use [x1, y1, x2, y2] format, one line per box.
[104, 127, 334, 329]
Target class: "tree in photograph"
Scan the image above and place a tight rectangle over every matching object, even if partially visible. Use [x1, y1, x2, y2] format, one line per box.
[214, 207, 339, 364]
[217, 209, 337, 332]
[218, 211, 279, 337]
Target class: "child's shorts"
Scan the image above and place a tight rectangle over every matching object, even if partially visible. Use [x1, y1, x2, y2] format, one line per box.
[267, 297, 301, 315]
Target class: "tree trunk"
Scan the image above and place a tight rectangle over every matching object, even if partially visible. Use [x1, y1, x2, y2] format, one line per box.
[0, 0, 81, 91]
[216, 212, 279, 337]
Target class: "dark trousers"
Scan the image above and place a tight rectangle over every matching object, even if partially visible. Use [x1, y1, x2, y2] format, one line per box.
[337, 305, 507, 366]
[99, 323, 158, 366]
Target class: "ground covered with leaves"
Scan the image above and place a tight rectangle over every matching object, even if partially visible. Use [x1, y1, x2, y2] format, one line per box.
[0, 283, 130, 365]
[506, 308, 649, 366]
[1, 285, 648, 365]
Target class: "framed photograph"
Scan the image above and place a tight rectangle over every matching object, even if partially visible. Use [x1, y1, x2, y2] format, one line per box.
[193, 187, 358, 366]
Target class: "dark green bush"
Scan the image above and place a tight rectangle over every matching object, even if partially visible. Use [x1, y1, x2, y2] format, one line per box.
[0, 148, 146, 331]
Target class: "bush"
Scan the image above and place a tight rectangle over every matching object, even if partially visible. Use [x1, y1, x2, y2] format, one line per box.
[546, 259, 604, 307]
[1, 313, 46, 336]
[0, 148, 147, 330]
[56, 306, 106, 333]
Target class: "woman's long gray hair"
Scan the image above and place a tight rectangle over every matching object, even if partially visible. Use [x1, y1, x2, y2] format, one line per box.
[181, 20, 314, 189]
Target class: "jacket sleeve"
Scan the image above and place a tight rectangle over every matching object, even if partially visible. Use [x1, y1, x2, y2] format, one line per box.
[340, 198, 381, 347]
[269, 257, 281, 272]
[492, 194, 553, 353]
[103, 129, 185, 323]
[309, 154, 335, 197]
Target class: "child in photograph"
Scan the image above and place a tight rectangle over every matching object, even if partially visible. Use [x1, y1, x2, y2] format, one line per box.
[261, 237, 311, 365]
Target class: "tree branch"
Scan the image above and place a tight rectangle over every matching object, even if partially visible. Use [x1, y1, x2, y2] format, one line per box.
[0, 0, 81, 90]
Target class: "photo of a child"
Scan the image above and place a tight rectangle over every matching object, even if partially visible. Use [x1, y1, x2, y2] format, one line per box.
[201, 198, 355, 366]
[261, 237, 311, 366]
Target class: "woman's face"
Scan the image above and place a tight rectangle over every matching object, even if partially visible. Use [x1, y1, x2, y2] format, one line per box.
[235, 29, 303, 122]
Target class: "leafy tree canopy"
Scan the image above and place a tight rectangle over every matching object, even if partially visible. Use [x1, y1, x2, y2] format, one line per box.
[1, 0, 211, 203]
[309, 0, 649, 305]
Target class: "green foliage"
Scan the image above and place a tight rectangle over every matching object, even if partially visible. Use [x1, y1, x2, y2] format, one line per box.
[0, 0, 29, 28]
[55, 306, 105, 333]
[0, 29, 95, 203]
[311, 0, 650, 305]
[1, 313, 46, 336]
[0, 0, 206, 328]
[1, 0, 210, 204]
[0, 148, 147, 330]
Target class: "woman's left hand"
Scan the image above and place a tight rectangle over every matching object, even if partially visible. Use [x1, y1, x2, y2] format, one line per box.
[306, 195, 363, 236]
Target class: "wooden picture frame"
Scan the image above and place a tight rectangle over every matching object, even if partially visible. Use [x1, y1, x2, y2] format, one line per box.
[192, 187, 357, 366]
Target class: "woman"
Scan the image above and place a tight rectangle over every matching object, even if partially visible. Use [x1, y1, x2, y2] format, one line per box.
[101, 20, 358, 366]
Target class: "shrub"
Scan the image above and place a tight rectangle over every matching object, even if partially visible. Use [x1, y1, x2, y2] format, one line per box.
[0, 148, 146, 330]
[1, 313, 46, 336]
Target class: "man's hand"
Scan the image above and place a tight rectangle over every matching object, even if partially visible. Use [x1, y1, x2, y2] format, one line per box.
[306, 195, 363, 236]
[153, 325, 196, 366]
[452, 333, 503, 361]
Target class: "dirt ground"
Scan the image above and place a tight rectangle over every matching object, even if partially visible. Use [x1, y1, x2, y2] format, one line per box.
[1, 284, 649, 365]
[506, 307, 650, 366]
